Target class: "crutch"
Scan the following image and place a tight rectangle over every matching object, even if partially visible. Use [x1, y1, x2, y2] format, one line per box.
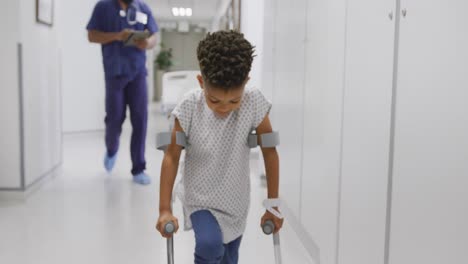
[164, 221, 176, 264]
[157, 118, 184, 264]
[262, 220, 283, 264]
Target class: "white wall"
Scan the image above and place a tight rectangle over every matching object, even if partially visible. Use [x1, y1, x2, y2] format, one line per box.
[271, 0, 308, 220]
[256, 0, 312, 240]
[0, 1, 21, 189]
[18, 0, 62, 187]
[0, 0, 62, 190]
[258, 1, 348, 263]
[260, 0, 275, 101]
[240, 0, 264, 91]
[58, 0, 105, 133]
[302, 0, 348, 263]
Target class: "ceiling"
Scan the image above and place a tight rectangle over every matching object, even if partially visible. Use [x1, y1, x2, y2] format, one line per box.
[147, 0, 221, 23]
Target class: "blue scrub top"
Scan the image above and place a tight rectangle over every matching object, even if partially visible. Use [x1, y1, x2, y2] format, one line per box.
[87, 0, 159, 80]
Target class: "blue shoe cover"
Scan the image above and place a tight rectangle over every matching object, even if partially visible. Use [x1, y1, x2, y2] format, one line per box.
[104, 152, 117, 172]
[133, 172, 151, 185]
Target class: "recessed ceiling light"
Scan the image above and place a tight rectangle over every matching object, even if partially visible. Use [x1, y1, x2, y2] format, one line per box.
[186, 8, 192, 17]
[179, 7, 186, 16]
[172, 7, 179, 16]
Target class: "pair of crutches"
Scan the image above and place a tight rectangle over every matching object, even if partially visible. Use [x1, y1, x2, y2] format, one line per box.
[162, 219, 282, 264]
[157, 129, 282, 263]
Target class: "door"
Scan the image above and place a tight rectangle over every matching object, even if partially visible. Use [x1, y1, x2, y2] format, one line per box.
[338, 0, 397, 263]
[389, 1, 468, 263]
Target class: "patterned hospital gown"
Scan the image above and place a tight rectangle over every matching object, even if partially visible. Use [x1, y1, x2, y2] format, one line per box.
[172, 87, 272, 243]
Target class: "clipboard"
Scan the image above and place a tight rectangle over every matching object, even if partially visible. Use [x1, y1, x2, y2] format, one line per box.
[124, 31, 151, 46]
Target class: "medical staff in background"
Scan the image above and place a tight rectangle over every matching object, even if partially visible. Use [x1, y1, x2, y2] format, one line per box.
[87, 0, 159, 185]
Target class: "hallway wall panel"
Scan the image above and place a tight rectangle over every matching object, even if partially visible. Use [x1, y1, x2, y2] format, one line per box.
[338, 0, 397, 263]
[271, 0, 308, 220]
[301, 0, 348, 263]
[0, 1, 21, 189]
[18, 0, 62, 187]
[389, 1, 468, 263]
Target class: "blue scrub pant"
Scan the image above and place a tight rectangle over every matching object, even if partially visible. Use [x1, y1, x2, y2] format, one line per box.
[190, 210, 243, 264]
[105, 71, 147, 175]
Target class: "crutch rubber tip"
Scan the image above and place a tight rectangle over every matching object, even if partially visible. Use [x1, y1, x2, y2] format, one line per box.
[262, 220, 275, 235]
[164, 221, 175, 234]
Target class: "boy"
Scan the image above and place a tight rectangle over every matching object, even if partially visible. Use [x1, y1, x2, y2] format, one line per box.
[156, 30, 283, 263]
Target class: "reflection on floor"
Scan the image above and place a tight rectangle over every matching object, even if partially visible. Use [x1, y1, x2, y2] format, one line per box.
[0, 104, 314, 264]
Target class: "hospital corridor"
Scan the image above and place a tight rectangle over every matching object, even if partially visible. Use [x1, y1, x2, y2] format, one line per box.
[1, 1, 468, 264]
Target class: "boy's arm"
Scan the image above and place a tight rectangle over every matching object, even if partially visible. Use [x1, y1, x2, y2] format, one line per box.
[257, 114, 283, 233]
[159, 118, 184, 213]
[256, 114, 280, 199]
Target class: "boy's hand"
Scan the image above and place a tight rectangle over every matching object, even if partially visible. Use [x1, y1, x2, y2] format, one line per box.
[156, 210, 179, 238]
[261, 208, 284, 234]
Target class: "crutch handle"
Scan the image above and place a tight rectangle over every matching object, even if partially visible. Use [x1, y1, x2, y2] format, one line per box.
[164, 221, 176, 234]
[262, 219, 275, 235]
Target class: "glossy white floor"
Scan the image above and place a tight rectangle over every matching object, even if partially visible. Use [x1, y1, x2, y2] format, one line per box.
[0, 104, 314, 264]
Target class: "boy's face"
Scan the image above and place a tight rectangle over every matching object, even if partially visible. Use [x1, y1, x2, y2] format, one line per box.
[197, 75, 248, 118]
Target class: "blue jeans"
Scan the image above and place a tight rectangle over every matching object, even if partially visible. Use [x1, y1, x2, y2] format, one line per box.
[190, 210, 243, 264]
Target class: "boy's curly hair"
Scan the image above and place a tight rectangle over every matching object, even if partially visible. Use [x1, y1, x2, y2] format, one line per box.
[197, 30, 255, 89]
